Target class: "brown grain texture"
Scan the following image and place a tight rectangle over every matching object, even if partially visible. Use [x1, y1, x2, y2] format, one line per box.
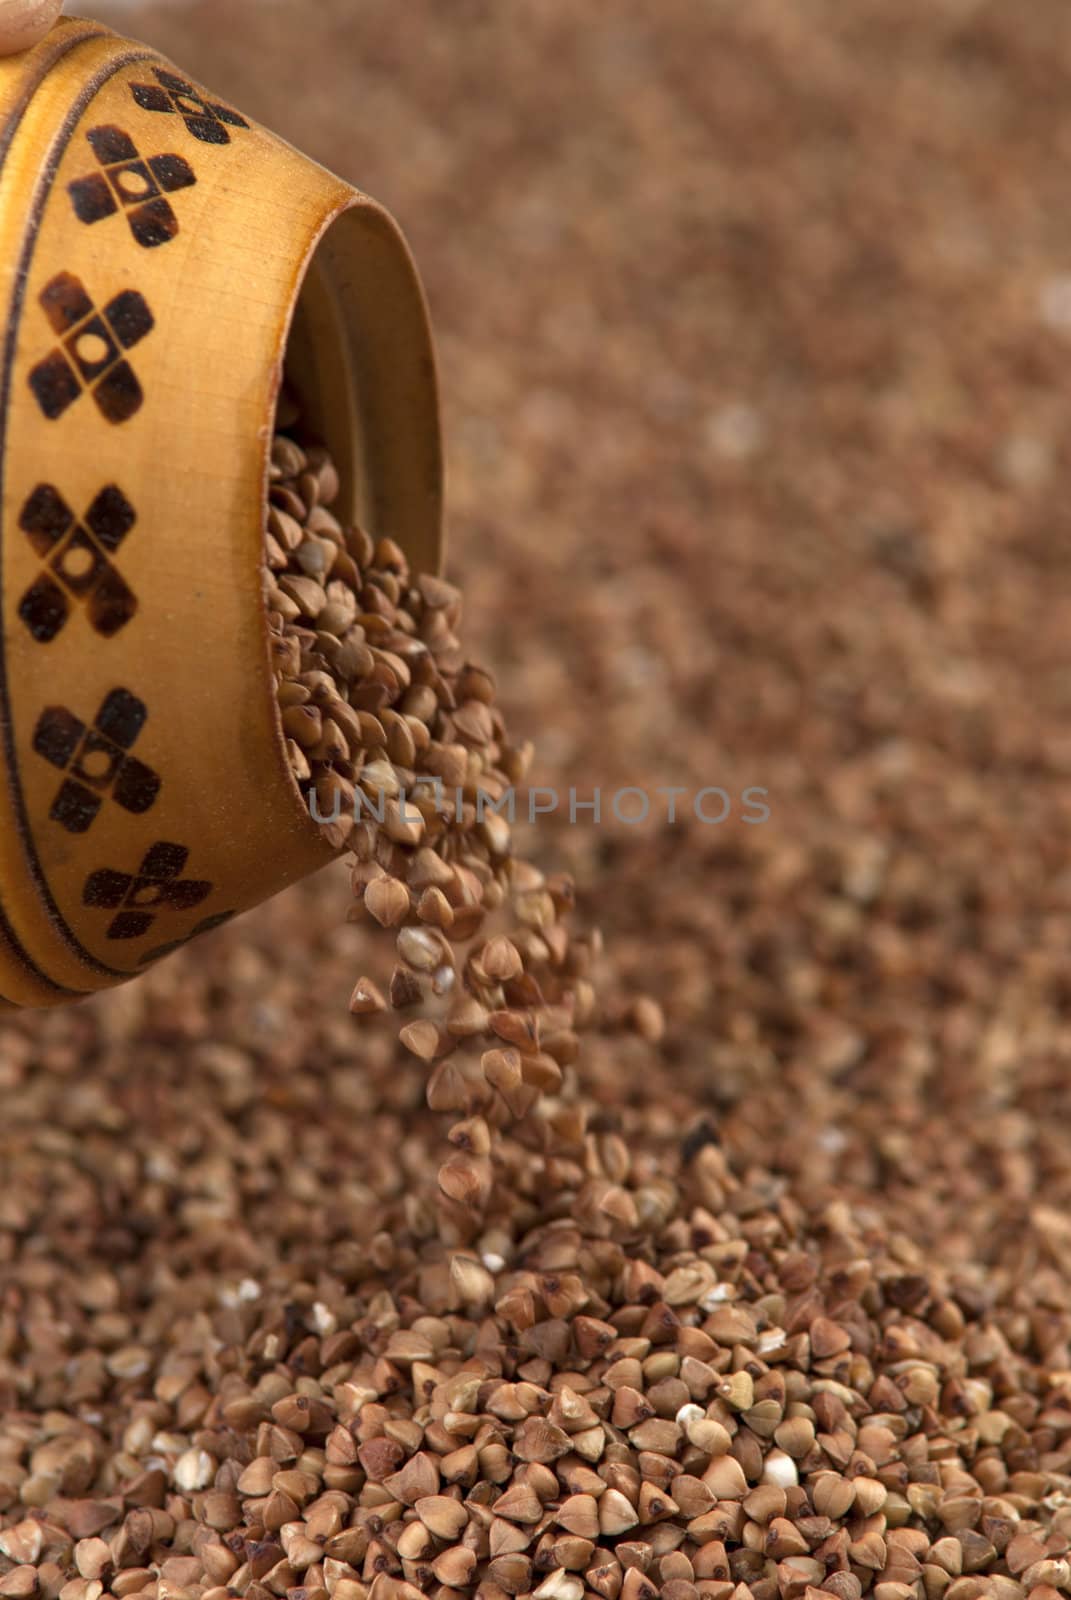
[5, 3, 1071, 1599]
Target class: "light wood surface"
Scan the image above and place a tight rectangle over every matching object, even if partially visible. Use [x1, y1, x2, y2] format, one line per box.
[0, 18, 442, 1006]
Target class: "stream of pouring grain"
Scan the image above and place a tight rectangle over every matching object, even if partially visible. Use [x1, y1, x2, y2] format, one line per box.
[239, 428, 1071, 1600]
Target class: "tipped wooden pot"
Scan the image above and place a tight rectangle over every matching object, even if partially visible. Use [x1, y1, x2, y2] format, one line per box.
[0, 16, 443, 1008]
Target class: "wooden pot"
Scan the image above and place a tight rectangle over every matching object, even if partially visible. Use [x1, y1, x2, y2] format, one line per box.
[0, 16, 443, 1008]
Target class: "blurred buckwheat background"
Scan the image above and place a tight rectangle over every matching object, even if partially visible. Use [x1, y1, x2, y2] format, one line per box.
[20, 1, 1071, 1306]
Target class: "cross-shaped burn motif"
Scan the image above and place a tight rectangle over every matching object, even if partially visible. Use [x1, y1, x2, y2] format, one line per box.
[17, 482, 138, 643]
[28, 271, 154, 425]
[32, 687, 160, 834]
[83, 840, 212, 940]
[129, 67, 249, 146]
[68, 125, 196, 249]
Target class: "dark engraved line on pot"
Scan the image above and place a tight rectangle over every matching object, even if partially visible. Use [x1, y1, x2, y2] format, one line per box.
[0, 23, 112, 181]
[0, 47, 160, 990]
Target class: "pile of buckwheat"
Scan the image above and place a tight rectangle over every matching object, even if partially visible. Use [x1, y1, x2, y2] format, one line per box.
[7, 5, 1071, 1600]
[2, 415, 1071, 1600]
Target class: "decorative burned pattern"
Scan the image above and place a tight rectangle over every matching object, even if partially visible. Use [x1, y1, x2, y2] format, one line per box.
[31, 688, 160, 834]
[82, 840, 212, 940]
[28, 271, 154, 424]
[129, 67, 249, 146]
[8, 54, 259, 977]
[17, 482, 138, 642]
[68, 125, 196, 249]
